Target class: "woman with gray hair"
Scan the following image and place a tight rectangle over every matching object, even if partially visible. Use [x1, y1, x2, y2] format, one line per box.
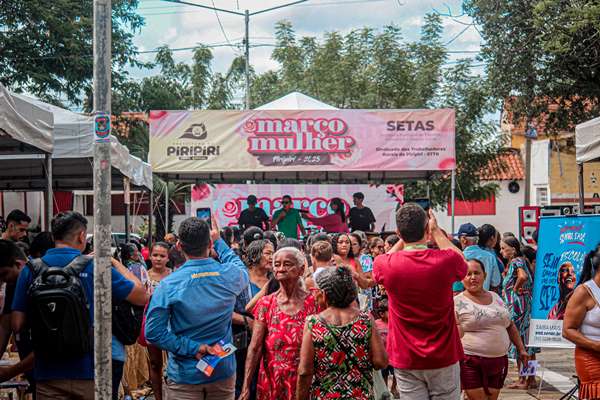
[297, 267, 388, 400]
[240, 247, 321, 400]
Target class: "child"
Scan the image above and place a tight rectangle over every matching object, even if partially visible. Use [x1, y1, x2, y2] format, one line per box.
[375, 298, 398, 397]
[384, 234, 400, 253]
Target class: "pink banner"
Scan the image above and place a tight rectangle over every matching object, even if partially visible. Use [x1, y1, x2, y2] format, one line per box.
[150, 110, 456, 173]
[191, 183, 405, 231]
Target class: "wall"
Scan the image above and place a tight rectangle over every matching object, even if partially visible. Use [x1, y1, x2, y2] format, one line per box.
[435, 180, 524, 236]
[549, 148, 600, 204]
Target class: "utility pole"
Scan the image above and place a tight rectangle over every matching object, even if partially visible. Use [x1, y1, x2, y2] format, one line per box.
[93, 0, 113, 398]
[524, 137, 532, 206]
[162, 0, 308, 109]
[124, 177, 130, 243]
[244, 9, 250, 110]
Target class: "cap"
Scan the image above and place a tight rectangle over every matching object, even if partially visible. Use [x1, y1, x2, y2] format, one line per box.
[457, 223, 478, 237]
[247, 195, 258, 205]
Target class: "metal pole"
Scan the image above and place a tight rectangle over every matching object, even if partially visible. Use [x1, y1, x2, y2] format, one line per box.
[451, 170, 456, 235]
[148, 189, 154, 248]
[524, 137, 532, 206]
[244, 9, 250, 110]
[93, 0, 112, 398]
[578, 163, 585, 213]
[45, 153, 53, 230]
[124, 177, 130, 243]
[164, 181, 169, 235]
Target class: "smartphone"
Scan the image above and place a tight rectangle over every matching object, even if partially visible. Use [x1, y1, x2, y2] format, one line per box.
[196, 208, 212, 227]
[413, 198, 431, 212]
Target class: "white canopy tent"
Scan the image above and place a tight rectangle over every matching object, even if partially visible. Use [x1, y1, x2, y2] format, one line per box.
[575, 116, 600, 210]
[0, 83, 54, 225]
[0, 93, 153, 191]
[155, 92, 458, 232]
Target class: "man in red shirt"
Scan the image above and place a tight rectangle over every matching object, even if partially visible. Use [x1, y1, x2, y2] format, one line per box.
[374, 203, 467, 399]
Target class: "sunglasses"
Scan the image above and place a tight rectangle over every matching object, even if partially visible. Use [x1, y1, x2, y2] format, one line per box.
[282, 201, 291, 205]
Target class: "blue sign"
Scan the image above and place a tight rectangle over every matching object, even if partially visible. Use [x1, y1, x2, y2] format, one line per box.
[529, 214, 600, 347]
[95, 112, 111, 142]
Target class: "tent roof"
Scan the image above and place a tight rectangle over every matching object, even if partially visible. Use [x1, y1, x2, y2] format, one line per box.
[576, 116, 600, 164]
[255, 92, 338, 110]
[0, 83, 53, 154]
[0, 93, 153, 190]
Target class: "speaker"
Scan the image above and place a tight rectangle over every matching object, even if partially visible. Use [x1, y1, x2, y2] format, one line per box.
[522, 209, 537, 223]
[508, 181, 520, 194]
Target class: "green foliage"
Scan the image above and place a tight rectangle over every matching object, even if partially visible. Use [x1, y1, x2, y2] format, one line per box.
[465, 0, 600, 133]
[250, 16, 503, 207]
[0, 0, 146, 105]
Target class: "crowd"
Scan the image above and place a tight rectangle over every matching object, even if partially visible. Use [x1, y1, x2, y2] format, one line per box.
[1, 196, 600, 400]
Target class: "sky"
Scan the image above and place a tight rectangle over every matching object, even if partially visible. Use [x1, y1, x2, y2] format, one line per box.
[130, 0, 484, 79]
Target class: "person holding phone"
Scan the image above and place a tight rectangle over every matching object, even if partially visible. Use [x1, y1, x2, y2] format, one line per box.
[272, 195, 305, 240]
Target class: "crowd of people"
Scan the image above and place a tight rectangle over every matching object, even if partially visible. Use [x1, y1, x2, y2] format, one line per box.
[2, 197, 600, 400]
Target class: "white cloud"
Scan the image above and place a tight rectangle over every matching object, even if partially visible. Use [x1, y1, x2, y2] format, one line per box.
[130, 0, 482, 78]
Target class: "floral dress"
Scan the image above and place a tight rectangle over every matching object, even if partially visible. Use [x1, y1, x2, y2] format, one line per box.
[308, 312, 374, 400]
[253, 291, 320, 400]
[502, 257, 539, 357]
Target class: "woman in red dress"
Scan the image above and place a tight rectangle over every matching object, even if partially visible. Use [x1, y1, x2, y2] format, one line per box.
[240, 247, 320, 400]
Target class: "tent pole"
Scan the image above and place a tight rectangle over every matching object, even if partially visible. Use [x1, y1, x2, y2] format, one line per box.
[124, 177, 130, 243]
[578, 163, 585, 213]
[45, 153, 53, 230]
[148, 189, 154, 248]
[164, 181, 169, 235]
[451, 170, 456, 235]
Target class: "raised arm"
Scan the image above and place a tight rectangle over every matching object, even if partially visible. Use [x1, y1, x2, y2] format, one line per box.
[428, 210, 465, 259]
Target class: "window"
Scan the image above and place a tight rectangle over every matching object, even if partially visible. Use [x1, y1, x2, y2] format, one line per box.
[447, 196, 496, 216]
[536, 187, 549, 207]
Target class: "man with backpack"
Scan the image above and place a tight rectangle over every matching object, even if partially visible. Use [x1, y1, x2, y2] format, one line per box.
[11, 211, 148, 400]
[145, 216, 249, 400]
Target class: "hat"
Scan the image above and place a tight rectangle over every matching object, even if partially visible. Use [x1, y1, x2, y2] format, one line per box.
[457, 223, 478, 237]
[247, 195, 258, 205]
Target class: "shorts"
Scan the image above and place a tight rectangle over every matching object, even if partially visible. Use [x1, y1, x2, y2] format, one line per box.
[460, 354, 508, 395]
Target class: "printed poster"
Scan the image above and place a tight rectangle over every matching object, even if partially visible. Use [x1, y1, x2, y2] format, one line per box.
[149, 109, 455, 173]
[529, 215, 600, 347]
[190, 183, 406, 232]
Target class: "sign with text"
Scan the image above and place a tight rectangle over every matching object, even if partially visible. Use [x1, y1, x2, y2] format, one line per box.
[149, 109, 455, 173]
[529, 215, 600, 347]
[190, 183, 405, 231]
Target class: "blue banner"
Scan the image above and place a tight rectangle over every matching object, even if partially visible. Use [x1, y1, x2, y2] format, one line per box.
[529, 215, 600, 347]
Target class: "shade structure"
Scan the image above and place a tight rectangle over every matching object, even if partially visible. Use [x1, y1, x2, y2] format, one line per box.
[576, 116, 600, 164]
[0, 83, 53, 155]
[255, 91, 338, 110]
[0, 93, 152, 191]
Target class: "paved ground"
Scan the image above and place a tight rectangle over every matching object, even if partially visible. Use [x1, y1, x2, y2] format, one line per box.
[127, 349, 581, 399]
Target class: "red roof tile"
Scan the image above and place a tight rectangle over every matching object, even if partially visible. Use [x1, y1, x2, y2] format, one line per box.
[480, 148, 525, 181]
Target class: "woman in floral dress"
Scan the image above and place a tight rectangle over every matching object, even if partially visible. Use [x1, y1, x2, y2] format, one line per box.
[297, 267, 388, 400]
[240, 247, 320, 400]
[501, 236, 539, 389]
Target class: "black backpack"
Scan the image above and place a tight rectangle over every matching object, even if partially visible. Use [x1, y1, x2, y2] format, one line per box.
[26, 256, 92, 359]
[112, 298, 144, 345]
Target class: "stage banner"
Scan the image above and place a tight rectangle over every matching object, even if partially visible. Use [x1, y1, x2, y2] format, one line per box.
[190, 183, 406, 231]
[529, 215, 600, 348]
[149, 109, 455, 172]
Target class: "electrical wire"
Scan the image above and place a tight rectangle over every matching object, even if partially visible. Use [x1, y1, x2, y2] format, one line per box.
[210, 0, 239, 53]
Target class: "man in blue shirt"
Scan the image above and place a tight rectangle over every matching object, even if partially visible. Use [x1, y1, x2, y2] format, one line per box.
[11, 211, 148, 400]
[457, 223, 502, 291]
[145, 217, 249, 400]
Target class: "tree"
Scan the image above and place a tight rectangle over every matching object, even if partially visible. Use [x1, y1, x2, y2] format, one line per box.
[0, 0, 146, 106]
[249, 16, 503, 207]
[464, 0, 600, 133]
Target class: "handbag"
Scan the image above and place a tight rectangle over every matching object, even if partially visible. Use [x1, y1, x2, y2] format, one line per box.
[373, 370, 392, 400]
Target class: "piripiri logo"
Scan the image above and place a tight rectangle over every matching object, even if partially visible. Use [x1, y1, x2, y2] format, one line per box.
[168, 123, 220, 161]
[180, 123, 208, 140]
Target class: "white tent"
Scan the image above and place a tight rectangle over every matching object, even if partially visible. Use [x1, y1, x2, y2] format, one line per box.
[0, 93, 153, 191]
[575, 116, 600, 210]
[0, 83, 53, 154]
[576, 116, 600, 164]
[255, 91, 338, 110]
